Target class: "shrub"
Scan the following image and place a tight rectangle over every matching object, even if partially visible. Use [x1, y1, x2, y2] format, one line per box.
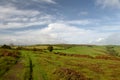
[16, 46, 23, 50]
[0, 50, 20, 58]
[1, 44, 11, 49]
[47, 45, 53, 52]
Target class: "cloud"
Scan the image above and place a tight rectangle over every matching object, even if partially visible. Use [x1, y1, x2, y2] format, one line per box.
[0, 6, 40, 17]
[0, 5, 53, 29]
[0, 0, 56, 5]
[95, 33, 120, 45]
[79, 11, 88, 16]
[65, 20, 91, 25]
[1, 22, 120, 45]
[46, 23, 98, 44]
[0, 23, 109, 45]
[105, 33, 120, 45]
[92, 25, 120, 32]
[57, 20, 92, 25]
[0, 0, 58, 30]
[95, 38, 105, 43]
[96, 0, 120, 9]
[0, 0, 120, 45]
[40, 0, 56, 4]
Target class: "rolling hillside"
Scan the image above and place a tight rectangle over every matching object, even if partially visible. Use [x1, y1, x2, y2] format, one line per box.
[0, 45, 120, 80]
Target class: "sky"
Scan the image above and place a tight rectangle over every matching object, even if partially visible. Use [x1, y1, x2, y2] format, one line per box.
[0, 0, 120, 45]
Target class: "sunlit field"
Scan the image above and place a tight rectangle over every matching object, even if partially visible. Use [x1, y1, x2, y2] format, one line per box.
[0, 45, 120, 80]
[1, 0, 120, 80]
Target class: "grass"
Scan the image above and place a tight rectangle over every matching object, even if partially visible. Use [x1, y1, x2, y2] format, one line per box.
[54, 46, 107, 57]
[24, 45, 63, 50]
[0, 49, 21, 79]
[0, 45, 120, 80]
[34, 52, 120, 80]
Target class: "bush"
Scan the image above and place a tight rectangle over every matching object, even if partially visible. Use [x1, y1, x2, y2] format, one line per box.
[16, 46, 23, 50]
[47, 45, 53, 52]
[1, 44, 11, 49]
[0, 50, 20, 58]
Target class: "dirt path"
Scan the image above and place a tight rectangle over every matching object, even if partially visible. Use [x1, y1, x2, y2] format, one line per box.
[0, 51, 48, 80]
[0, 60, 25, 80]
[23, 51, 47, 80]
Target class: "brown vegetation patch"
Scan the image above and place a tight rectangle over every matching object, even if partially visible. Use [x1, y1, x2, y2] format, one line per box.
[108, 63, 120, 69]
[87, 64, 104, 74]
[0, 50, 20, 58]
[53, 67, 89, 80]
[70, 54, 93, 58]
[54, 52, 93, 59]
[95, 55, 120, 61]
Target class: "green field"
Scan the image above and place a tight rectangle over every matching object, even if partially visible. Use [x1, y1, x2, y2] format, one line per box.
[0, 45, 120, 80]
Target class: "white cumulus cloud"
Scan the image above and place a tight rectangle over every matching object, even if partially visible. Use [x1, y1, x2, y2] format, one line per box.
[0, 23, 110, 45]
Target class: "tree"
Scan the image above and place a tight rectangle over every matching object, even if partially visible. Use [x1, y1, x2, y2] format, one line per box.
[47, 45, 53, 52]
[1, 44, 11, 49]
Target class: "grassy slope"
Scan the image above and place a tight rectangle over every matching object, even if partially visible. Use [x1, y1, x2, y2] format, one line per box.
[31, 51, 120, 80]
[24, 45, 63, 50]
[0, 45, 120, 80]
[22, 46, 120, 80]
[114, 46, 120, 54]
[54, 46, 107, 57]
